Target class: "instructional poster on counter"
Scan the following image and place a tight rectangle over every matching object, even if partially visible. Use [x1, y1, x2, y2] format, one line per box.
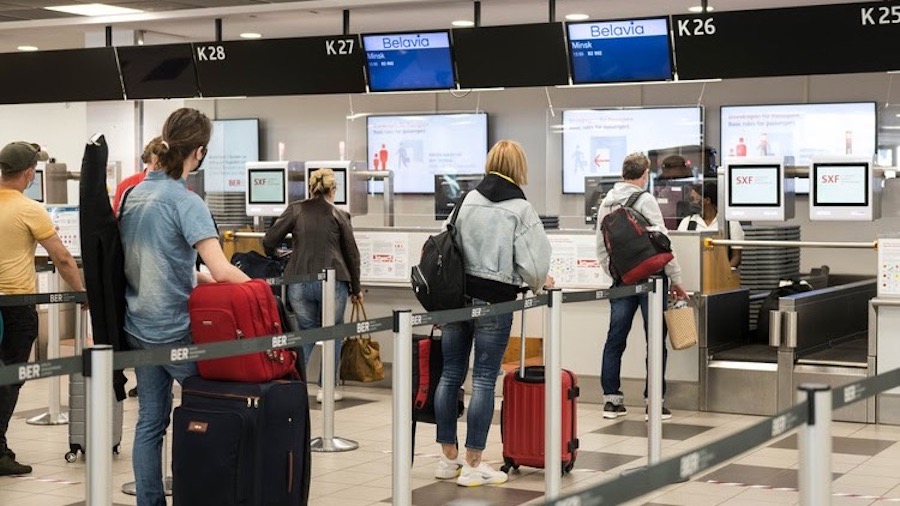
[561, 107, 702, 193]
[366, 113, 488, 193]
[36, 206, 80, 258]
[356, 232, 409, 282]
[549, 235, 610, 288]
[878, 238, 900, 298]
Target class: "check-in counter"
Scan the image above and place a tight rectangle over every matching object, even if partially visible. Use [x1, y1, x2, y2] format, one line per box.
[354, 227, 704, 407]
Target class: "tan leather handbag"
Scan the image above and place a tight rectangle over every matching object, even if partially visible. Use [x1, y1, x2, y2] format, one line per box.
[340, 300, 385, 382]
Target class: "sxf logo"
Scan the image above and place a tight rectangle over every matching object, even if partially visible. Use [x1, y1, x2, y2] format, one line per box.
[18, 364, 40, 381]
[735, 176, 754, 184]
[821, 175, 840, 183]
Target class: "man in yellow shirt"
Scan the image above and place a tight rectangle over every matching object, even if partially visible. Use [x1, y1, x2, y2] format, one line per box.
[0, 142, 86, 476]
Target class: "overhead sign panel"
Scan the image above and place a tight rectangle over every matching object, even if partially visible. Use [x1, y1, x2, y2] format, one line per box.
[194, 35, 366, 97]
[0, 47, 123, 104]
[117, 44, 199, 100]
[673, 2, 900, 80]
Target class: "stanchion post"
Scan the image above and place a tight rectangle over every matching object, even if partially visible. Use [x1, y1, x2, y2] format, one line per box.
[28, 270, 68, 426]
[647, 277, 664, 464]
[799, 384, 832, 506]
[311, 268, 358, 453]
[85, 344, 114, 506]
[391, 309, 412, 506]
[544, 289, 563, 498]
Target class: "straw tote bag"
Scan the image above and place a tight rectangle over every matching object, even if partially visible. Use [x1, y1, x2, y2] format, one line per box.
[665, 300, 698, 350]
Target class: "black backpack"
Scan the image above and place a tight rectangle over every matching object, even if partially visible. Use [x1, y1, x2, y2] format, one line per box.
[600, 191, 674, 285]
[410, 194, 468, 311]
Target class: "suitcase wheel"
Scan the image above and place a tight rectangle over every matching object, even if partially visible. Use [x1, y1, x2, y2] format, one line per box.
[64, 451, 77, 463]
[113, 444, 120, 455]
[563, 461, 574, 474]
[500, 457, 518, 474]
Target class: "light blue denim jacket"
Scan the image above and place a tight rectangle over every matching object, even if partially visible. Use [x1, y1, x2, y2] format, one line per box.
[447, 184, 551, 294]
[120, 170, 218, 344]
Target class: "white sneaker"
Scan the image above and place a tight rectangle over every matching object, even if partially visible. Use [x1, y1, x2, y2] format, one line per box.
[456, 462, 508, 487]
[434, 455, 464, 479]
[315, 389, 344, 403]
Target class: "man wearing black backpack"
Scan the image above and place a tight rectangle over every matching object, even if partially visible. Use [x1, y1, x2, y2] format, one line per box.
[595, 152, 688, 421]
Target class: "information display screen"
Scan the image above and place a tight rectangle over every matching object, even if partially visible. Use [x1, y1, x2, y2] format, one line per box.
[194, 36, 366, 97]
[561, 107, 702, 193]
[362, 31, 456, 92]
[0, 47, 122, 104]
[24, 168, 44, 202]
[367, 113, 488, 194]
[117, 44, 199, 99]
[813, 162, 868, 206]
[205, 119, 260, 193]
[728, 165, 781, 206]
[720, 102, 876, 166]
[567, 17, 673, 84]
[247, 169, 285, 204]
[453, 23, 568, 88]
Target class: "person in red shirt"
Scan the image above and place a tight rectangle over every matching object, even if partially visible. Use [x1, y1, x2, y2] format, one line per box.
[113, 137, 161, 216]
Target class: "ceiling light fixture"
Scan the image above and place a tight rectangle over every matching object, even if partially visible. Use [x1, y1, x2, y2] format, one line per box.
[17, 45, 39, 52]
[240, 32, 263, 39]
[565, 13, 590, 21]
[451, 20, 475, 27]
[688, 5, 715, 13]
[45, 3, 143, 16]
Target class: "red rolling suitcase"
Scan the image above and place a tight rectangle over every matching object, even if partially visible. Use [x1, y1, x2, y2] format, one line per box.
[500, 303, 579, 474]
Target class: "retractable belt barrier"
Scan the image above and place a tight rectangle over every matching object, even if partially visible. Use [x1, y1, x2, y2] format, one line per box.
[0, 282, 655, 387]
[543, 402, 810, 506]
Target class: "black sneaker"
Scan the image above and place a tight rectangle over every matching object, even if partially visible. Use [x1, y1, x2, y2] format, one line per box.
[603, 402, 627, 419]
[1, 447, 14, 460]
[0, 454, 32, 476]
[644, 406, 673, 421]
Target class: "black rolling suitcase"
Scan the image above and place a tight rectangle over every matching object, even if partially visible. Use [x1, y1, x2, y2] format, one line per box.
[172, 376, 311, 506]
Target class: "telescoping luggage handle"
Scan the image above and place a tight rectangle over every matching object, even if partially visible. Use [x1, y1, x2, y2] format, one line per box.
[518, 287, 530, 379]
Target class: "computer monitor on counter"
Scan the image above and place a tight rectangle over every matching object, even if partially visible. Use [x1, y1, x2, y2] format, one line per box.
[724, 157, 794, 221]
[245, 161, 305, 217]
[304, 161, 368, 215]
[809, 157, 879, 221]
[24, 165, 44, 202]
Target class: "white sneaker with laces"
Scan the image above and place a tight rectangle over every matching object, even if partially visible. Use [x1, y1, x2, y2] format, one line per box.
[315, 388, 344, 403]
[434, 455, 464, 479]
[456, 462, 508, 487]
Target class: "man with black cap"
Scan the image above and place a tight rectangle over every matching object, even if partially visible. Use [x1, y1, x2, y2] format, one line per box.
[0, 141, 86, 475]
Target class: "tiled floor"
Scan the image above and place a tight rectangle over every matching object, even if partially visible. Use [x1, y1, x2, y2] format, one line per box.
[4, 373, 900, 506]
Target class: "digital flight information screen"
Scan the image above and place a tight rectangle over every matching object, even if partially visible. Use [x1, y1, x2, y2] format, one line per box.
[362, 31, 456, 92]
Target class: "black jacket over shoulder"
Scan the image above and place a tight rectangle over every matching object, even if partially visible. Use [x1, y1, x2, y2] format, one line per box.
[262, 197, 362, 295]
[78, 135, 128, 401]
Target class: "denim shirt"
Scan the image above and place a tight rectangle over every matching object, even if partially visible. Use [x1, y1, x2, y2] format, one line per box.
[120, 170, 218, 344]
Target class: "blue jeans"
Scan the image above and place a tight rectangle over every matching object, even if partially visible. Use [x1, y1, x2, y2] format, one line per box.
[435, 299, 513, 451]
[0, 306, 37, 453]
[288, 280, 349, 386]
[601, 278, 669, 404]
[126, 333, 197, 506]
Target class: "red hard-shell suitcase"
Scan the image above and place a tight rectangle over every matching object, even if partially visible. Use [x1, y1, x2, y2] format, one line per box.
[189, 279, 296, 382]
[500, 301, 579, 474]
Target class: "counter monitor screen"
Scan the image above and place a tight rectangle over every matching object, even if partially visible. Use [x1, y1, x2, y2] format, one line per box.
[813, 162, 868, 206]
[24, 168, 44, 202]
[362, 31, 456, 92]
[567, 17, 673, 84]
[435, 173, 483, 220]
[247, 168, 286, 205]
[728, 164, 781, 207]
[332, 167, 347, 206]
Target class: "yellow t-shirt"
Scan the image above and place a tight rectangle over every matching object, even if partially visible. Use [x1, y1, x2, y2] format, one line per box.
[0, 189, 56, 294]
